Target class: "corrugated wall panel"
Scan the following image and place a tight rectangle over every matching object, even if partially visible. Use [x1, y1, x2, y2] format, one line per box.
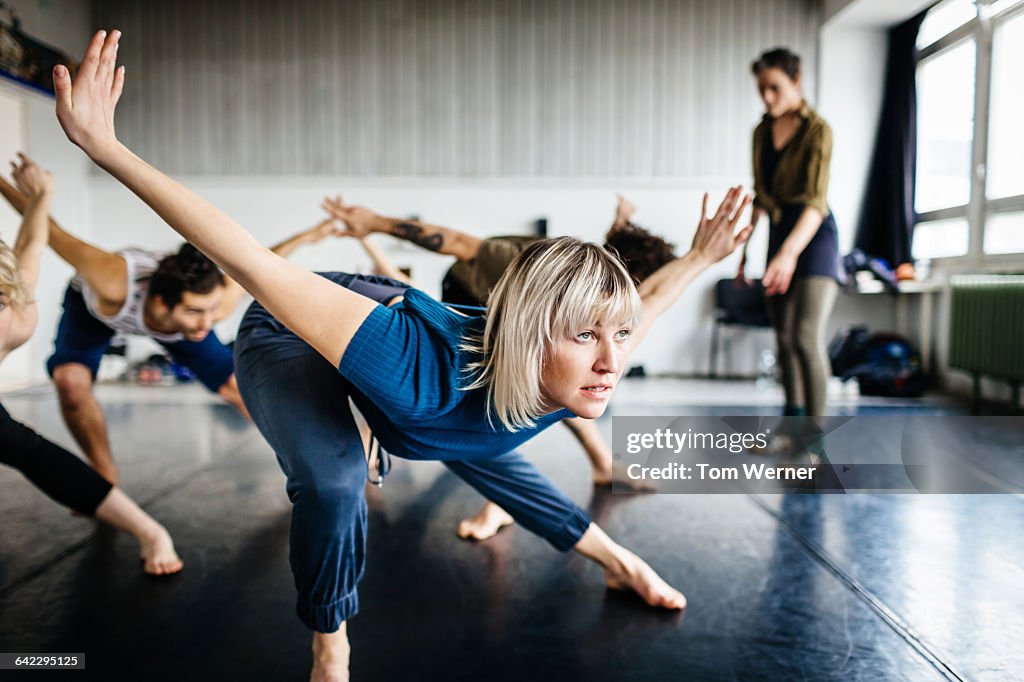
[94, 0, 819, 177]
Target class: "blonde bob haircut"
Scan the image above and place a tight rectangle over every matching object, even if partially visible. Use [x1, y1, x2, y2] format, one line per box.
[0, 240, 29, 307]
[462, 236, 642, 432]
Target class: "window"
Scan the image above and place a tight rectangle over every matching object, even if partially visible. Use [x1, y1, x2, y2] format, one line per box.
[984, 212, 1024, 255]
[913, 0, 1024, 260]
[915, 41, 975, 215]
[915, 218, 970, 260]
[986, 11, 1024, 200]
[917, 0, 976, 48]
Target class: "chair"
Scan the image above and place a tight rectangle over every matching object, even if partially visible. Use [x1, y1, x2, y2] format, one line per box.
[709, 278, 772, 378]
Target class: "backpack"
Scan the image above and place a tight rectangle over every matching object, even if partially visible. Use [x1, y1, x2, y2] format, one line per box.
[834, 331, 927, 397]
[828, 325, 871, 378]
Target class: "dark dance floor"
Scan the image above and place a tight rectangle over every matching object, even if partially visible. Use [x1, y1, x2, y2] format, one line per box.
[1, 383, 1022, 681]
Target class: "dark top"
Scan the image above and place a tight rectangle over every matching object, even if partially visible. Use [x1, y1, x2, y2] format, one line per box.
[754, 101, 840, 282]
[446, 236, 538, 305]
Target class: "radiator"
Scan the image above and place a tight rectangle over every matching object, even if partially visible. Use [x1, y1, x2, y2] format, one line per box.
[949, 275, 1024, 382]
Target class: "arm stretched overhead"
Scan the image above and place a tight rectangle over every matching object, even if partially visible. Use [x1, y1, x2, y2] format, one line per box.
[54, 31, 375, 368]
[0, 165, 127, 310]
[1, 155, 53, 354]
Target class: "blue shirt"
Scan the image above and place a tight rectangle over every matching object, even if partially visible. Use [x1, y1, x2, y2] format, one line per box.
[339, 287, 572, 461]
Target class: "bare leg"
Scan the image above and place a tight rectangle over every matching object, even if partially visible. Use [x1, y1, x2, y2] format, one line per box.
[311, 624, 349, 682]
[93, 487, 183, 575]
[52, 364, 118, 484]
[574, 523, 686, 610]
[217, 374, 251, 419]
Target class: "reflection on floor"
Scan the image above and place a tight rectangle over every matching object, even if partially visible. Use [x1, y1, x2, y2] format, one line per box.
[0, 379, 1020, 681]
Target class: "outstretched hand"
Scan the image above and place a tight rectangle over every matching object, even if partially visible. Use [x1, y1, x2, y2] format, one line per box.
[10, 153, 54, 198]
[690, 186, 753, 265]
[54, 30, 125, 160]
[321, 195, 382, 239]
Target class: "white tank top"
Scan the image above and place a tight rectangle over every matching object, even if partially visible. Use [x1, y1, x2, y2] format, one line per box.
[73, 248, 184, 343]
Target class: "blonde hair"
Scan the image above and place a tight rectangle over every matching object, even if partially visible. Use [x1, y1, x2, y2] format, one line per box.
[462, 236, 642, 431]
[0, 239, 29, 307]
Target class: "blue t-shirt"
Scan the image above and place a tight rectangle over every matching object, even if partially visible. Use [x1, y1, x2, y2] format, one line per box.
[339, 287, 572, 461]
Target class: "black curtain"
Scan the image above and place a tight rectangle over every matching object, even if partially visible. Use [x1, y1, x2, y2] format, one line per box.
[854, 9, 929, 266]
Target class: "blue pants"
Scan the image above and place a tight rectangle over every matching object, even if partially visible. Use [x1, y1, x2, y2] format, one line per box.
[233, 273, 591, 632]
[46, 284, 235, 393]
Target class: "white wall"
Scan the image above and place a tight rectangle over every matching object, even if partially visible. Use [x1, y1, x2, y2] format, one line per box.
[2, 0, 94, 383]
[94, 0, 818, 179]
[78, 0, 829, 376]
[818, 23, 889, 252]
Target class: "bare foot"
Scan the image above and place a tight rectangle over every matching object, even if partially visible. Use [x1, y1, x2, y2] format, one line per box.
[311, 629, 349, 682]
[604, 551, 686, 610]
[457, 502, 514, 541]
[593, 462, 657, 492]
[139, 527, 184, 576]
[613, 194, 637, 229]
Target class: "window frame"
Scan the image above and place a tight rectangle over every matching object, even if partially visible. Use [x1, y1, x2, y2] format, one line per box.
[914, 0, 1024, 263]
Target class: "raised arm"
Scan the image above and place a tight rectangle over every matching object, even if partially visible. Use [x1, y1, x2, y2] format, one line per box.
[9, 156, 52, 295]
[322, 195, 483, 262]
[214, 217, 342, 320]
[54, 30, 375, 367]
[631, 187, 753, 348]
[0, 163, 126, 305]
[1, 156, 54, 352]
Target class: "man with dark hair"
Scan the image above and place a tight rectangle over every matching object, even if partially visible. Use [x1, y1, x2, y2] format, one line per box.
[322, 193, 677, 539]
[0, 163, 340, 484]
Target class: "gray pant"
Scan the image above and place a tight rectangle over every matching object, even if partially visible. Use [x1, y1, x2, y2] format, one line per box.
[767, 276, 838, 417]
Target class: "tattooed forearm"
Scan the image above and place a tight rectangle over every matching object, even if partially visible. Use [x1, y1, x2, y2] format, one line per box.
[392, 222, 444, 252]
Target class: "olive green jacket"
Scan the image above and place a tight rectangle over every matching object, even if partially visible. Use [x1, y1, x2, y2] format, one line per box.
[752, 100, 832, 224]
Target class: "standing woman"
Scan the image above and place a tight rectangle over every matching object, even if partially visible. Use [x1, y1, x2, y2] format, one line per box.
[738, 48, 841, 419]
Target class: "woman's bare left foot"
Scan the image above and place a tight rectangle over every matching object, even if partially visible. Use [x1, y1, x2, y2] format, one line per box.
[604, 551, 686, 610]
[139, 527, 183, 576]
[457, 502, 514, 541]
